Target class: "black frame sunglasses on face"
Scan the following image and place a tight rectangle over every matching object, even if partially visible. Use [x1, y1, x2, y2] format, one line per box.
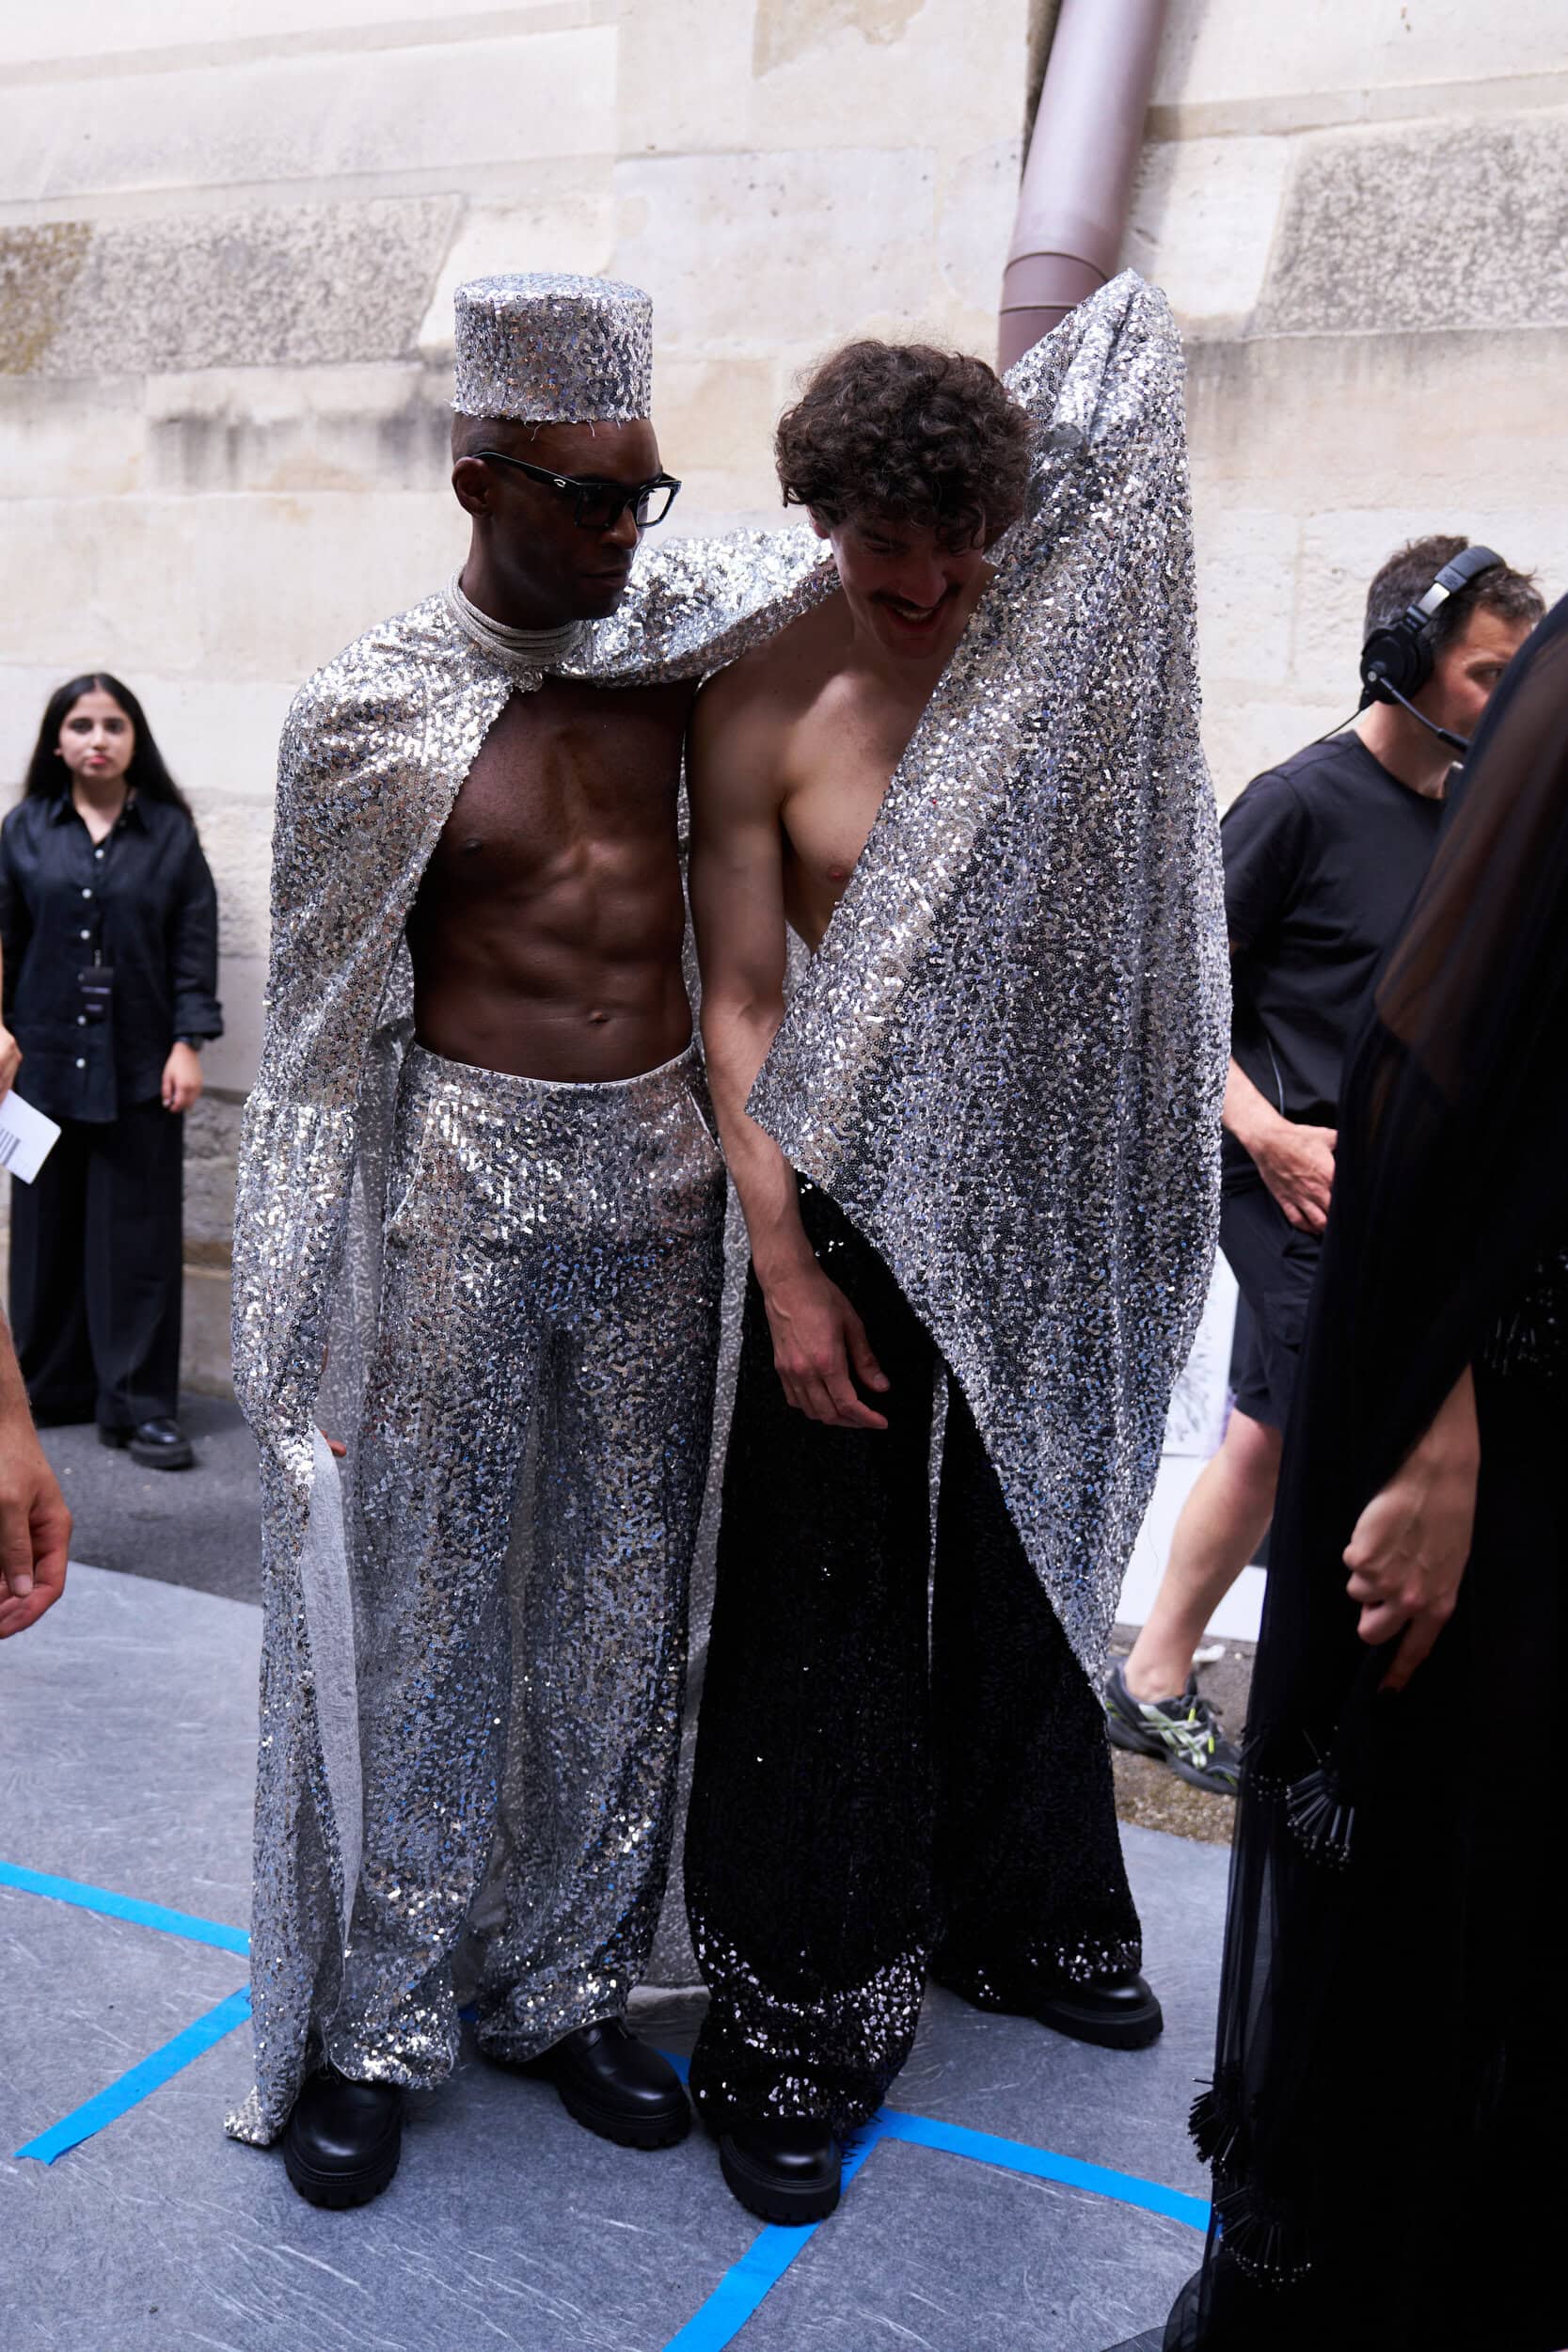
[472, 450, 681, 531]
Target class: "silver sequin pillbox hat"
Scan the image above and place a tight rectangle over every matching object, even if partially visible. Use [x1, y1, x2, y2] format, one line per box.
[451, 272, 654, 424]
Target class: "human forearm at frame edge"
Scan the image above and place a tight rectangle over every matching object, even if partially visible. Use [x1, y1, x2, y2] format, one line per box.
[0, 1314, 71, 1636]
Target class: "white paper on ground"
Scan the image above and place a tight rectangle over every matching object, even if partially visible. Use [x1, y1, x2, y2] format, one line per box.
[0, 1090, 61, 1183]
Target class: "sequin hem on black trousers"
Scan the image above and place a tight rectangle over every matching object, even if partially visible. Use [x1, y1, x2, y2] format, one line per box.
[685, 1179, 1141, 2133]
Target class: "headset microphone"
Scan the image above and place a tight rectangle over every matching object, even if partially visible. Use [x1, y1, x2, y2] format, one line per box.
[1357, 540, 1503, 757]
[1359, 671, 1472, 755]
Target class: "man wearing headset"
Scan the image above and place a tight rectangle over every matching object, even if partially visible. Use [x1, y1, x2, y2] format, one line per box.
[1103, 535, 1543, 1789]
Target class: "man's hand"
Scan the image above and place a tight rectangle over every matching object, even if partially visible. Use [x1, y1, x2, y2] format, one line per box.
[0, 1021, 19, 1099]
[761, 1261, 891, 1431]
[0, 1420, 71, 1640]
[1251, 1118, 1337, 1233]
[162, 1041, 203, 1113]
[1343, 1370, 1478, 1692]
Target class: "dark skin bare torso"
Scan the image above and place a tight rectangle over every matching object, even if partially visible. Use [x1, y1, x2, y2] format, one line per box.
[407, 673, 699, 1083]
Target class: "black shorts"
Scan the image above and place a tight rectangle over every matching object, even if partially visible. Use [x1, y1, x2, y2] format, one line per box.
[1219, 1170, 1323, 1432]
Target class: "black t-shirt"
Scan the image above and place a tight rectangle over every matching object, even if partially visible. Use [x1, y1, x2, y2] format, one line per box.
[1222, 733, 1444, 1175]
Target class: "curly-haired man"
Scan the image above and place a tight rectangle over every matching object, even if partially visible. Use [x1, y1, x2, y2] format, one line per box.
[682, 339, 1172, 2223]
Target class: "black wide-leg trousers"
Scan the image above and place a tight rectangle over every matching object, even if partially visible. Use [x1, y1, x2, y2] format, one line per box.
[8, 1099, 184, 1431]
[686, 1177, 1140, 2133]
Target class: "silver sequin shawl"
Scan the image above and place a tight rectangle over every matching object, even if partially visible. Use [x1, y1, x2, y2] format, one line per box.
[752, 272, 1227, 1677]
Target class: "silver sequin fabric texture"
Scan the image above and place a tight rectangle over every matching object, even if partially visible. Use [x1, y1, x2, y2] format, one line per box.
[230, 531, 831, 2145]
[325, 1042, 723, 2085]
[751, 273, 1229, 1681]
[451, 272, 654, 422]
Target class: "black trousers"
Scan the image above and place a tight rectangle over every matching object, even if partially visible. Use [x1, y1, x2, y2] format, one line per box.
[8, 1098, 184, 1430]
[686, 1179, 1141, 2133]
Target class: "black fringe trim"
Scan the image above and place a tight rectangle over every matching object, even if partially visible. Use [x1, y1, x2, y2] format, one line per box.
[1188, 2070, 1246, 2174]
[1283, 1755, 1355, 1867]
[1213, 2182, 1314, 2288]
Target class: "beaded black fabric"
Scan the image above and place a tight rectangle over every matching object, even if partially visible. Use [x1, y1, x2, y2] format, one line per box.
[685, 1183, 1140, 2134]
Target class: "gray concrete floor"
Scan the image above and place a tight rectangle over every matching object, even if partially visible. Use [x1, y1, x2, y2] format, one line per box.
[3, 1556, 1218, 2352]
[36, 1395, 262, 1606]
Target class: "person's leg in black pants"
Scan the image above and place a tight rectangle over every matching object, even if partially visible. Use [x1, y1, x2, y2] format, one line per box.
[86, 1098, 184, 1433]
[686, 1179, 939, 2137]
[8, 1117, 96, 1422]
[930, 1382, 1146, 2022]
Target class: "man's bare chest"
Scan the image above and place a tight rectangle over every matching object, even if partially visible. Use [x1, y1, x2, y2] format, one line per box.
[780, 698, 918, 901]
[426, 680, 687, 895]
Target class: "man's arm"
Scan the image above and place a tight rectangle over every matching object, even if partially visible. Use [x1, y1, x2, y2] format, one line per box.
[0, 1316, 70, 1637]
[689, 680, 889, 1430]
[1223, 1053, 1336, 1234]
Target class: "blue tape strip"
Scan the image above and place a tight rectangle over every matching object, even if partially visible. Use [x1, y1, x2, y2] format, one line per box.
[0, 1859, 249, 1958]
[662, 2115, 885, 2352]
[16, 1985, 253, 2165]
[875, 2109, 1211, 2232]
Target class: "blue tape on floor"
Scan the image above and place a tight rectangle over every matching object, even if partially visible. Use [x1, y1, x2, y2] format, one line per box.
[662, 2116, 883, 2352]
[0, 1859, 249, 1957]
[661, 2108, 1206, 2350]
[16, 1985, 252, 2165]
[875, 2109, 1211, 2231]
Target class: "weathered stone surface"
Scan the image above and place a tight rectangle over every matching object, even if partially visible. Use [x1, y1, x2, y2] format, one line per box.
[753, 0, 923, 78]
[938, 140, 1024, 329]
[144, 363, 451, 495]
[1189, 502, 1299, 690]
[183, 1091, 245, 1251]
[416, 184, 615, 357]
[0, 492, 467, 686]
[616, 148, 938, 355]
[5, 199, 459, 378]
[194, 796, 277, 961]
[0, 225, 91, 373]
[1153, 0, 1568, 114]
[181, 1263, 237, 1396]
[1258, 116, 1568, 336]
[1, 29, 616, 205]
[1123, 135, 1291, 331]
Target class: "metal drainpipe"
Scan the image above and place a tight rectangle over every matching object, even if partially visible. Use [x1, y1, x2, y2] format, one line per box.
[999, 0, 1170, 371]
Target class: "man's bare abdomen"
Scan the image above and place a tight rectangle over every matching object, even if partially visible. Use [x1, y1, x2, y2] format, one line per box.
[407, 676, 697, 1084]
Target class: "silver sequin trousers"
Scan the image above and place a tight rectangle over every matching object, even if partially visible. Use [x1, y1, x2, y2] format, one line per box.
[325, 1040, 723, 2086]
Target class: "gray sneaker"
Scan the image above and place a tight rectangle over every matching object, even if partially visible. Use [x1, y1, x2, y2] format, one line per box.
[1101, 1659, 1242, 1796]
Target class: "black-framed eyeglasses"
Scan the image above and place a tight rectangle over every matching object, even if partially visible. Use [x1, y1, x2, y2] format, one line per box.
[472, 451, 681, 531]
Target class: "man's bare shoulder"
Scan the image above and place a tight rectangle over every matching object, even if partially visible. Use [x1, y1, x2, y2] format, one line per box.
[692, 595, 848, 794]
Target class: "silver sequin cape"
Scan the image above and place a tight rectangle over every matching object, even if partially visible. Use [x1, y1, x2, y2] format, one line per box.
[752, 272, 1227, 1678]
[230, 272, 1224, 2140]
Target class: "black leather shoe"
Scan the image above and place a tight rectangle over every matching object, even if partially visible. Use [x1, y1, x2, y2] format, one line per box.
[1034, 1968, 1164, 2050]
[100, 1417, 194, 1470]
[532, 2020, 690, 2149]
[283, 2067, 402, 2208]
[718, 2117, 842, 2225]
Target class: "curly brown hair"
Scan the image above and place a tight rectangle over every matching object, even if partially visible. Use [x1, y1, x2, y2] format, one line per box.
[775, 341, 1033, 550]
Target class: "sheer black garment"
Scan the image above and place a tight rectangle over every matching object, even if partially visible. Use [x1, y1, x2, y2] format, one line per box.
[1174, 596, 1568, 2352]
[686, 1178, 1140, 2134]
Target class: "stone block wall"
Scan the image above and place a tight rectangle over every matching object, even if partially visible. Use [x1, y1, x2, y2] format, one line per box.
[1130, 0, 1568, 798]
[4, 0, 1566, 1393]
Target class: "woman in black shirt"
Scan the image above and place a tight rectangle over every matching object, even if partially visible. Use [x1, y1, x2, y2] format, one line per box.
[0, 675, 222, 1468]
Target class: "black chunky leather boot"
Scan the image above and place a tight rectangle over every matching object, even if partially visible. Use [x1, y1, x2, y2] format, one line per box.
[282, 2067, 403, 2208]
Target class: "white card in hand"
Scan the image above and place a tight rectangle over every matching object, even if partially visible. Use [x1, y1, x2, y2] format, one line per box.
[0, 1090, 61, 1184]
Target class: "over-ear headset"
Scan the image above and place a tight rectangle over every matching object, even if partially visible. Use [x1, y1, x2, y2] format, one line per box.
[1358, 542, 1503, 752]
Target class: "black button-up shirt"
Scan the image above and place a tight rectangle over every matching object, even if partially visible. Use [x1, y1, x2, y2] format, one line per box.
[0, 789, 223, 1124]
